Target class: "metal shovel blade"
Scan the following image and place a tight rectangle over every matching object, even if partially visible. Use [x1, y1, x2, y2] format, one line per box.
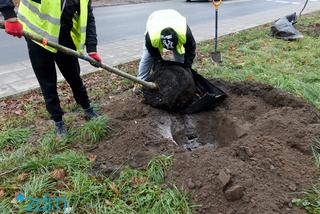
[211, 51, 222, 63]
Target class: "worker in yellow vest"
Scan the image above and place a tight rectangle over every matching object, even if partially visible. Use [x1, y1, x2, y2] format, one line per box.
[134, 9, 196, 93]
[2, 0, 101, 138]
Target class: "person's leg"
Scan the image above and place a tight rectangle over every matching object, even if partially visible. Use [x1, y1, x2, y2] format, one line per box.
[26, 39, 66, 137]
[173, 49, 185, 64]
[26, 39, 64, 122]
[55, 48, 91, 110]
[137, 46, 154, 81]
[55, 40, 97, 120]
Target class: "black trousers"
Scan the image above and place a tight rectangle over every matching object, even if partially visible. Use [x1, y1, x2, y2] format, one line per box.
[26, 39, 90, 122]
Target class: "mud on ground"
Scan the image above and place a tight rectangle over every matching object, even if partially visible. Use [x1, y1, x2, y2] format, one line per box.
[92, 80, 320, 213]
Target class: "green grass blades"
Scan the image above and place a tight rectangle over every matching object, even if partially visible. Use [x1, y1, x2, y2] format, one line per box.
[0, 148, 90, 175]
[38, 132, 66, 154]
[195, 13, 320, 109]
[0, 144, 35, 171]
[312, 138, 320, 168]
[150, 186, 192, 214]
[147, 155, 173, 183]
[292, 186, 320, 214]
[0, 128, 32, 150]
[0, 198, 13, 214]
[69, 116, 110, 144]
[53, 155, 190, 213]
[21, 173, 55, 198]
[293, 138, 320, 213]
[21, 150, 91, 173]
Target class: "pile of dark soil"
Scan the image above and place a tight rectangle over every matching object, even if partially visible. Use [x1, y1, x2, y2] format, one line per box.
[93, 80, 320, 213]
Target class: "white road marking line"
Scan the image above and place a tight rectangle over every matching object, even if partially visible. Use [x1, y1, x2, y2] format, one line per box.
[275, 0, 289, 3]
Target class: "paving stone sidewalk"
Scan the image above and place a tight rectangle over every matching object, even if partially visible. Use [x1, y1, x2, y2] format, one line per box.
[0, 5, 319, 98]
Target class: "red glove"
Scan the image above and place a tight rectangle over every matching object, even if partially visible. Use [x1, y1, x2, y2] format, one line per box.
[89, 52, 102, 63]
[4, 18, 23, 38]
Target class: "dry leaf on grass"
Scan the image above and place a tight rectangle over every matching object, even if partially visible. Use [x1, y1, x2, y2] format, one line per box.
[131, 176, 147, 186]
[139, 177, 147, 184]
[51, 169, 67, 180]
[11, 197, 18, 204]
[87, 154, 97, 162]
[131, 176, 139, 186]
[14, 110, 23, 115]
[56, 181, 66, 190]
[111, 183, 120, 195]
[247, 75, 253, 81]
[105, 199, 113, 206]
[229, 44, 237, 51]
[16, 172, 29, 182]
[0, 188, 5, 197]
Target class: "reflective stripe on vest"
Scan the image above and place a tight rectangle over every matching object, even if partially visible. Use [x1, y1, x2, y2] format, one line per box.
[146, 9, 187, 55]
[18, 0, 61, 52]
[71, 0, 88, 53]
[18, 0, 88, 53]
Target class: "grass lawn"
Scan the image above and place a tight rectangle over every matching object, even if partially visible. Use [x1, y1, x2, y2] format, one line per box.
[0, 11, 320, 213]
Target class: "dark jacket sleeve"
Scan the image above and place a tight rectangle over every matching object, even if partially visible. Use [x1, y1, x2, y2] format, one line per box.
[0, 0, 17, 20]
[145, 32, 162, 61]
[85, 0, 98, 53]
[184, 25, 196, 67]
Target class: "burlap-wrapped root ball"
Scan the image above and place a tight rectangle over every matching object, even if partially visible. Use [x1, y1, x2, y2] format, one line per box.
[142, 61, 196, 112]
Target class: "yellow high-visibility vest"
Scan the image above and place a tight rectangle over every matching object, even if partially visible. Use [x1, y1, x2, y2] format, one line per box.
[146, 9, 187, 54]
[18, 0, 88, 53]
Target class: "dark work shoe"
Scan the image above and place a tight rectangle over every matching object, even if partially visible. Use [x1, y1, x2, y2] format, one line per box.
[84, 107, 99, 120]
[55, 121, 67, 139]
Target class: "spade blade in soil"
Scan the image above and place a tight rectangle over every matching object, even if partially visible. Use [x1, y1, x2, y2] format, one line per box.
[211, 51, 222, 63]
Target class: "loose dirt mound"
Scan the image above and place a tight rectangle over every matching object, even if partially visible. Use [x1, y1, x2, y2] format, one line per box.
[93, 80, 320, 213]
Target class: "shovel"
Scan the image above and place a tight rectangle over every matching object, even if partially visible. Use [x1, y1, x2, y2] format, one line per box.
[0, 21, 157, 90]
[211, 0, 222, 63]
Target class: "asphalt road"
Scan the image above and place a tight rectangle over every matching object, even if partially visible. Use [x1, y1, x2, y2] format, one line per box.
[0, 0, 319, 64]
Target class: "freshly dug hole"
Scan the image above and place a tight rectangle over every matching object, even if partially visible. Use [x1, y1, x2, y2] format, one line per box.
[93, 80, 320, 214]
[164, 114, 242, 151]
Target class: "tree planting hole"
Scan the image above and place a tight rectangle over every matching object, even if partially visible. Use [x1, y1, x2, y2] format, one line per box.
[168, 114, 241, 151]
